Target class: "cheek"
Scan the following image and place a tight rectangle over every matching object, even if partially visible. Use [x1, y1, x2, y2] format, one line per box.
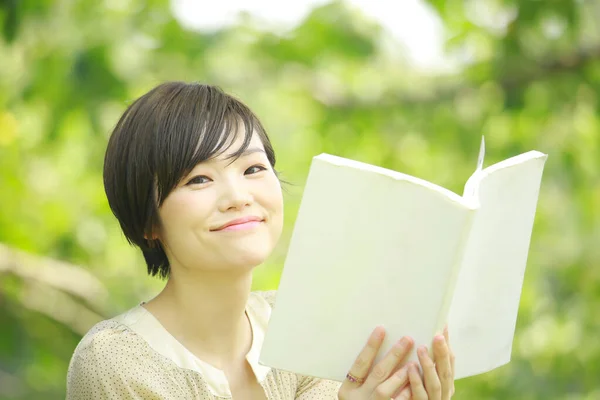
[265, 179, 284, 234]
[264, 176, 284, 213]
[158, 191, 213, 237]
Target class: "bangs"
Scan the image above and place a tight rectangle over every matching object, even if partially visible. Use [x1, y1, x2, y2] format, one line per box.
[151, 84, 266, 206]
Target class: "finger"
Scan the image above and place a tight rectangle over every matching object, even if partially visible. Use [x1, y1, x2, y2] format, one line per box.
[341, 326, 385, 390]
[443, 324, 449, 345]
[433, 335, 453, 399]
[417, 346, 442, 399]
[371, 366, 409, 400]
[363, 336, 413, 390]
[444, 325, 456, 395]
[443, 325, 455, 374]
[394, 385, 412, 400]
[408, 363, 428, 400]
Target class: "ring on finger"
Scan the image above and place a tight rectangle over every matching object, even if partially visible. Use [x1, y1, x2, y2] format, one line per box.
[346, 372, 366, 384]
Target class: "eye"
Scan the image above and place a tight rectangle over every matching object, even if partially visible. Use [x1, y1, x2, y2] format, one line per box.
[245, 165, 267, 175]
[186, 175, 212, 185]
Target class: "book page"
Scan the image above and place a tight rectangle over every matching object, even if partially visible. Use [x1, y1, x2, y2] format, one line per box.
[463, 136, 486, 198]
[448, 151, 547, 379]
[260, 154, 476, 381]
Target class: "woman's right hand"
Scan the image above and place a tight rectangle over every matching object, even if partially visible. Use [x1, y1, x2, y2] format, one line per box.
[337, 326, 415, 400]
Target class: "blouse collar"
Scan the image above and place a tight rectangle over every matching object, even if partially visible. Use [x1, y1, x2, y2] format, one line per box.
[113, 292, 273, 398]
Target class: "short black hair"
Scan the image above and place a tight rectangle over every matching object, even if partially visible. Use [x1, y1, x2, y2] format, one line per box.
[103, 82, 276, 279]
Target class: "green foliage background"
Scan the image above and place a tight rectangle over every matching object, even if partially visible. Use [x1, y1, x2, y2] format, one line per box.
[0, 0, 599, 399]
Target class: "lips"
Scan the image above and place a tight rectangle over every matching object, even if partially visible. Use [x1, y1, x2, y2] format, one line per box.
[211, 216, 264, 232]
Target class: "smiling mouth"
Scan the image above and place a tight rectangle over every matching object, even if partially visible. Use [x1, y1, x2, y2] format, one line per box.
[211, 217, 264, 232]
[216, 220, 263, 232]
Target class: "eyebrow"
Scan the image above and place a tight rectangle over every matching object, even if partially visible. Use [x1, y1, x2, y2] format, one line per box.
[226, 147, 266, 160]
[240, 147, 265, 157]
[216, 146, 265, 168]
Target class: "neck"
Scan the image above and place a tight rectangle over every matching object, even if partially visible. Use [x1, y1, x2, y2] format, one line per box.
[147, 268, 254, 368]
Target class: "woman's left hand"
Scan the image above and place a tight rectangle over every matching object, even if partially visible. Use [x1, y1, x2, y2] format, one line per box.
[406, 325, 455, 400]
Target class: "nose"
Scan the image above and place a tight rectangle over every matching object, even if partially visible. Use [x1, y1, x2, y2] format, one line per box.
[217, 177, 253, 212]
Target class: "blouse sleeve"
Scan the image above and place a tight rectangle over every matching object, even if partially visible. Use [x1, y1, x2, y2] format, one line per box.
[66, 327, 186, 399]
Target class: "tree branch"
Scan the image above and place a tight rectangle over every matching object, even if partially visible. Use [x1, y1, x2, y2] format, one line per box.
[0, 243, 110, 318]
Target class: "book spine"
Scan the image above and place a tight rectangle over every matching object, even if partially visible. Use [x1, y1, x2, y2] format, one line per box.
[432, 207, 478, 339]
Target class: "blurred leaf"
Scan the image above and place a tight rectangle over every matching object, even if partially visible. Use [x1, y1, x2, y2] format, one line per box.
[1, 0, 599, 398]
[0, 0, 18, 43]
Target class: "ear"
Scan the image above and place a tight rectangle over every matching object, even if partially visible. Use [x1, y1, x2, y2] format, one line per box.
[143, 227, 160, 241]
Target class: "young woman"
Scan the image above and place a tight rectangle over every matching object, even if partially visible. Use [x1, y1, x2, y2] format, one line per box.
[66, 82, 456, 400]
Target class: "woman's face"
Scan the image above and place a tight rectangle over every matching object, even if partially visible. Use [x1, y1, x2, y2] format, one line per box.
[156, 130, 284, 274]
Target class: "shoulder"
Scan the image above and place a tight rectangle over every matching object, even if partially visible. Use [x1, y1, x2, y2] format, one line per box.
[67, 319, 183, 398]
[68, 319, 151, 372]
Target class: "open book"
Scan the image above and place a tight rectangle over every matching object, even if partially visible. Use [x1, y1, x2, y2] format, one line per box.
[259, 138, 547, 381]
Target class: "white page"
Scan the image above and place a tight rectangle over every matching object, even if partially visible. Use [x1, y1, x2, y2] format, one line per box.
[448, 151, 548, 379]
[260, 154, 476, 381]
[464, 136, 486, 198]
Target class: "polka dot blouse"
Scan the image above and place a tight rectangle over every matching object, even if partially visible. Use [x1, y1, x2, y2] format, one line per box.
[66, 290, 341, 399]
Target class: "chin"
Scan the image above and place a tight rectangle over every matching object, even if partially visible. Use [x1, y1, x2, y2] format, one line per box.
[221, 239, 275, 270]
[234, 248, 273, 269]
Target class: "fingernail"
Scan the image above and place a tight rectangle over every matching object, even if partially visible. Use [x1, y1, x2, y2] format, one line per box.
[418, 346, 427, 356]
[399, 337, 411, 347]
[373, 326, 385, 338]
[435, 335, 445, 344]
